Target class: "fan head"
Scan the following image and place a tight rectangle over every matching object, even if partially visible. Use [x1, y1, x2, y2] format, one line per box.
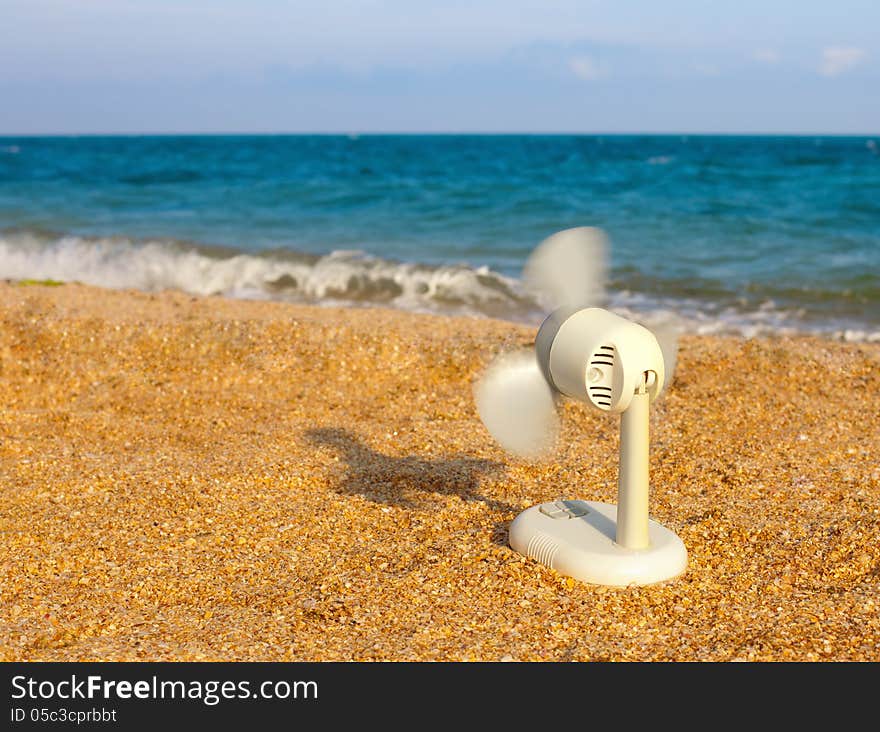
[474, 226, 680, 459]
[535, 307, 665, 414]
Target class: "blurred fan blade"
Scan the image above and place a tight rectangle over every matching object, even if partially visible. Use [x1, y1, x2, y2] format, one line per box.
[523, 226, 609, 311]
[646, 319, 680, 394]
[473, 350, 559, 459]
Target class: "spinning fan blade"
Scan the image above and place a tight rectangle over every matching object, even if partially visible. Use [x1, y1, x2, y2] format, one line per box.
[640, 317, 680, 394]
[473, 350, 559, 459]
[523, 226, 609, 311]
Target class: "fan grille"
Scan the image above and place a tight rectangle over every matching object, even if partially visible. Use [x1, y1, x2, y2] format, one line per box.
[588, 344, 615, 408]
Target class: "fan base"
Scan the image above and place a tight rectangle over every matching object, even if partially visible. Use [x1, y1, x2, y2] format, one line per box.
[509, 500, 687, 587]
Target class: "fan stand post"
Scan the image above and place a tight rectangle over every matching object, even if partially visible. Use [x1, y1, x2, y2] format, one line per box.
[508, 381, 687, 587]
[617, 386, 650, 549]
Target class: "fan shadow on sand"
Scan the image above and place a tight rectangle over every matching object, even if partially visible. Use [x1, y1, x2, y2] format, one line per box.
[305, 427, 517, 513]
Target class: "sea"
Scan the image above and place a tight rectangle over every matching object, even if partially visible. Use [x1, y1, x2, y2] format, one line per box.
[1, 134, 878, 340]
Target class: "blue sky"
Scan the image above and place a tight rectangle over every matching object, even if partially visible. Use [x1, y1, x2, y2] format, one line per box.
[1, 0, 878, 133]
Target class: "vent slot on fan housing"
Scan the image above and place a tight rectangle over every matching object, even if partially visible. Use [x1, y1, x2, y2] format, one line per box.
[587, 344, 616, 410]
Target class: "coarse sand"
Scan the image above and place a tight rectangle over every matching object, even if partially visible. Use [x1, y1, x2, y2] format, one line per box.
[1, 282, 879, 661]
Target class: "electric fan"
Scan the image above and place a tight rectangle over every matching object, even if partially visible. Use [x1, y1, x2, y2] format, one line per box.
[474, 227, 687, 586]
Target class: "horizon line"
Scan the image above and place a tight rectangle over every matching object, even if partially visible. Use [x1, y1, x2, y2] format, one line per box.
[1, 130, 878, 138]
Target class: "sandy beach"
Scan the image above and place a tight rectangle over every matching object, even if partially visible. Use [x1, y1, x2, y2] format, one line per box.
[1, 281, 878, 662]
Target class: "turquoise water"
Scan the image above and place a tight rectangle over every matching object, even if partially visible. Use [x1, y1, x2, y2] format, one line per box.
[1, 134, 878, 338]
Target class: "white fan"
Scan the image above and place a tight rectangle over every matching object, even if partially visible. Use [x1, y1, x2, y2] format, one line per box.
[473, 227, 687, 587]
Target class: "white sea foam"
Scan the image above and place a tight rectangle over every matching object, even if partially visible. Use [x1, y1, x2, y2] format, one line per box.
[0, 231, 537, 320]
[1, 230, 877, 342]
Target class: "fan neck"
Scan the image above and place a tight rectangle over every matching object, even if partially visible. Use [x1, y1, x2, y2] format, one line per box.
[616, 385, 651, 550]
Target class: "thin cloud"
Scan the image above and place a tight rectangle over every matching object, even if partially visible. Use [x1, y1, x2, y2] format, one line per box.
[693, 63, 720, 77]
[569, 56, 608, 81]
[753, 49, 780, 64]
[819, 46, 866, 77]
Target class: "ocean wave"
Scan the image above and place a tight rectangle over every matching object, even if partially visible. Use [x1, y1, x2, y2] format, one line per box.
[0, 230, 540, 320]
[1, 229, 877, 342]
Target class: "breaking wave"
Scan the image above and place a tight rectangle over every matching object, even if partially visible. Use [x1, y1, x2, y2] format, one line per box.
[1, 229, 878, 342]
[0, 230, 540, 320]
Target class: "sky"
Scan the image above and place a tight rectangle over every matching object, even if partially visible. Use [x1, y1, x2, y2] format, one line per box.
[1, 0, 878, 134]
